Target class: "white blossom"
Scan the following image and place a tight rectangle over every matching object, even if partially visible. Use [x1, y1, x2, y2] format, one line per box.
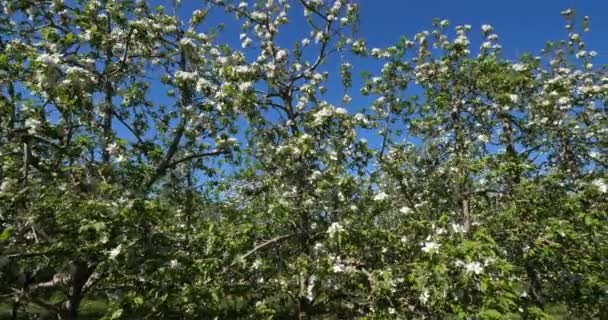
[592, 179, 607, 193]
[342, 94, 352, 104]
[373, 191, 388, 201]
[25, 118, 41, 135]
[239, 81, 253, 92]
[421, 241, 440, 253]
[327, 222, 345, 238]
[464, 261, 484, 275]
[334, 107, 347, 115]
[0, 178, 16, 195]
[276, 49, 288, 62]
[241, 37, 253, 48]
[175, 70, 197, 81]
[36, 53, 61, 67]
[370, 48, 382, 57]
[451, 223, 466, 233]
[419, 289, 430, 305]
[332, 262, 346, 273]
[399, 206, 412, 214]
[306, 275, 316, 301]
[109, 245, 122, 259]
[512, 63, 527, 72]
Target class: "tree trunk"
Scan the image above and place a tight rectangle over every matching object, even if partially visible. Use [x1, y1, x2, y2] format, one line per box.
[58, 262, 95, 320]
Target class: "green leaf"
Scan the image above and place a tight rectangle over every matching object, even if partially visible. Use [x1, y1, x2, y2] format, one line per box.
[479, 309, 502, 319]
[0, 227, 13, 242]
[110, 309, 123, 319]
[133, 296, 144, 306]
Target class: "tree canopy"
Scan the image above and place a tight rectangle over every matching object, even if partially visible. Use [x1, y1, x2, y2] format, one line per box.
[0, 1, 606, 319]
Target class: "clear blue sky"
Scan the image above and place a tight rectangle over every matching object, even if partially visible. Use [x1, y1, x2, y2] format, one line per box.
[356, 0, 608, 62]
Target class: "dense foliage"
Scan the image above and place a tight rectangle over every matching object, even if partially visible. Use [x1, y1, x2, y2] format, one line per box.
[0, 1, 606, 319]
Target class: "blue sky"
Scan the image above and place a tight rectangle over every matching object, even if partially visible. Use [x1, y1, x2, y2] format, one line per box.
[357, 0, 608, 62]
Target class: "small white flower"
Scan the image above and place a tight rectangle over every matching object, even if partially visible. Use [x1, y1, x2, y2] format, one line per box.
[301, 38, 310, 46]
[451, 223, 466, 233]
[314, 31, 325, 43]
[175, 70, 197, 81]
[106, 142, 119, 156]
[373, 191, 388, 201]
[327, 222, 345, 238]
[419, 289, 430, 305]
[238, 81, 253, 92]
[592, 179, 607, 193]
[109, 245, 122, 259]
[169, 259, 179, 268]
[251, 259, 262, 269]
[560, 8, 574, 16]
[399, 206, 412, 214]
[464, 261, 484, 275]
[512, 63, 527, 72]
[508, 94, 519, 103]
[241, 37, 253, 48]
[306, 275, 316, 301]
[481, 24, 493, 33]
[454, 35, 469, 46]
[332, 262, 346, 273]
[36, 53, 62, 67]
[477, 134, 489, 143]
[370, 48, 382, 57]
[0, 178, 16, 195]
[25, 118, 41, 135]
[276, 49, 288, 62]
[179, 37, 194, 48]
[334, 107, 348, 115]
[421, 241, 440, 253]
